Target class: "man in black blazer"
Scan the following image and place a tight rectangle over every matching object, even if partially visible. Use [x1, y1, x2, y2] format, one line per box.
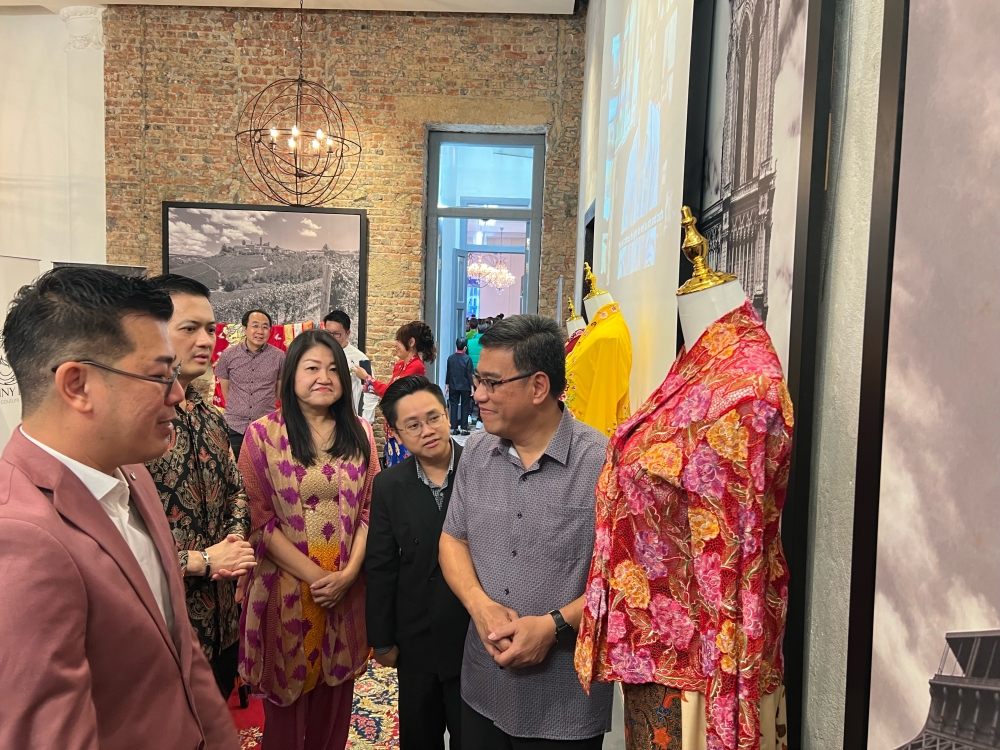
[366, 375, 470, 750]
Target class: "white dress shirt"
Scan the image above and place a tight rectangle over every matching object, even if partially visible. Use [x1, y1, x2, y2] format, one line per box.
[21, 428, 175, 634]
[343, 342, 378, 424]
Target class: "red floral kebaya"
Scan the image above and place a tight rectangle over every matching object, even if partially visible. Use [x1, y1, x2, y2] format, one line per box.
[575, 302, 792, 750]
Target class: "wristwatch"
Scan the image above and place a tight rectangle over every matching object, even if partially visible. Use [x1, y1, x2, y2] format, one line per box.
[201, 550, 212, 578]
[549, 609, 576, 647]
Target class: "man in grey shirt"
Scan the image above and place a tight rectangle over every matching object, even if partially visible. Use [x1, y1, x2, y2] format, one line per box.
[440, 315, 613, 748]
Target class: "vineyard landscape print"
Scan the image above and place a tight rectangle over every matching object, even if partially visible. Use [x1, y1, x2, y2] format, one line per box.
[166, 206, 363, 327]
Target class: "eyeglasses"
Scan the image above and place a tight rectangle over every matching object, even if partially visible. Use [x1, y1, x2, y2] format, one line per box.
[396, 411, 447, 438]
[52, 360, 183, 396]
[473, 372, 532, 394]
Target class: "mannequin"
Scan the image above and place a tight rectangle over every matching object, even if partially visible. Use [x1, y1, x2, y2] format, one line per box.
[575, 206, 791, 750]
[566, 297, 586, 337]
[676, 206, 748, 347]
[564, 263, 632, 436]
[582, 262, 615, 320]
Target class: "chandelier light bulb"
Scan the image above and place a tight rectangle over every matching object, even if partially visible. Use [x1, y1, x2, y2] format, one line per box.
[326, 137, 333, 146]
[316, 129, 324, 140]
[311, 139, 320, 150]
[269, 127, 278, 140]
[288, 137, 296, 150]
[291, 125, 299, 137]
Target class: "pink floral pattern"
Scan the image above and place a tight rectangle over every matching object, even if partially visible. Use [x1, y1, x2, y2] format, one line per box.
[575, 302, 792, 750]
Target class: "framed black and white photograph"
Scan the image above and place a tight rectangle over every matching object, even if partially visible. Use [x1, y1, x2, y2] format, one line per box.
[162, 202, 368, 347]
[845, 1, 1000, 748]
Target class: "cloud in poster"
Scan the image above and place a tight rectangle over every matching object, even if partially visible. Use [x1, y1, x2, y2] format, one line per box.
[300, 229, 317, 237]
[301, 218, 321, 230]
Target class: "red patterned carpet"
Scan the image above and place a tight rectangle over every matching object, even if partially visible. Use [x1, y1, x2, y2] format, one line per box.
[228, 662, 400, 749]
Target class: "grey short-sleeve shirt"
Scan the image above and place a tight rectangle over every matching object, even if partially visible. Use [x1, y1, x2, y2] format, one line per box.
[442, 407, 614, 740]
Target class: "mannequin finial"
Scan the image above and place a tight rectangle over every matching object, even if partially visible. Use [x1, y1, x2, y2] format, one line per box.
[567, 296, 583, 321]
[677, 206, 737, 295]
[583, 262, 607, 300]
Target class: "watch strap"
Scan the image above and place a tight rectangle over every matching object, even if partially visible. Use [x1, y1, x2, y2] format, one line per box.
[549, 609, 575, 646]
[201, 550, 211, 578]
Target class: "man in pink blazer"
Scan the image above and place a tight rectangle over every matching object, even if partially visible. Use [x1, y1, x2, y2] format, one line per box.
[0, 268, 239, 750]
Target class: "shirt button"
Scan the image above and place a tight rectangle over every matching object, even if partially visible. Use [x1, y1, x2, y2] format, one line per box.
[516, 512, 522, 519]
[504, 588, 510, 595]
[511, 550, 517, 557]
[414, 538, 419, 545]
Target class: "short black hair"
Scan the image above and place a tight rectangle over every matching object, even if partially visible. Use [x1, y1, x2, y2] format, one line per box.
[242, 309, 273, 327]
[380, 375, 446, 428]
[148, 273, 211, 299]
[323, 310, 351, 330]
[2, 267, 174, 415]
[455, 337, 467, 350]
[479, 314, 566, 399]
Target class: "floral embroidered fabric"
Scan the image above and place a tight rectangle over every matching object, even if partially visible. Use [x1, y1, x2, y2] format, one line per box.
[575, 302, 792, 750]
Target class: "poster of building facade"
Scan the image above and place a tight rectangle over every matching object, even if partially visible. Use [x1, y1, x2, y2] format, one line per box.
[700, 0, 809, 368]
[867, 3, 1000, 748]
[163, 203, 367, 346]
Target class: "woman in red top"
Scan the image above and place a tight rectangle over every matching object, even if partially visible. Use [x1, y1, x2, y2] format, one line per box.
[353, 320, 437, 466]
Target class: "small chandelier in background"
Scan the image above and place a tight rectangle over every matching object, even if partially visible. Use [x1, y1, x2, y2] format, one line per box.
[467, 253, 516, 293]
[235, 0, 361, 206]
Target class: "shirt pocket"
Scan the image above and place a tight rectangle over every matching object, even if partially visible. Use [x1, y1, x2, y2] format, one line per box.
[535, 503, 594, 563]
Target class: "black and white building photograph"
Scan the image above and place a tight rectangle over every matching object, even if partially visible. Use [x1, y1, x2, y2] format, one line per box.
[700, 0, 809, 368]
[163, 203, 367, 337]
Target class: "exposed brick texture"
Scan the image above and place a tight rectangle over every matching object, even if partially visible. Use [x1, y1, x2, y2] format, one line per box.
[103, 7, 585, 382]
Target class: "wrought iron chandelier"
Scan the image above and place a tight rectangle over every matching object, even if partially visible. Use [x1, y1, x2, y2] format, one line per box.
[235, 0, 361, 206]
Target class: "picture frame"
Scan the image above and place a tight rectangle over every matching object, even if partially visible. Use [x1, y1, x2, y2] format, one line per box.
[681, 0, 836, 743]
[162, 202, 369, 349]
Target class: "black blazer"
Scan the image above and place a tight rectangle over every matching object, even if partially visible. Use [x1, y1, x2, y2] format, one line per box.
[365, 444, 470, 677]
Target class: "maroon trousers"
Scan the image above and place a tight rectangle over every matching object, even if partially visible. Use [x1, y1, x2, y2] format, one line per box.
[262, 679, 355, 750]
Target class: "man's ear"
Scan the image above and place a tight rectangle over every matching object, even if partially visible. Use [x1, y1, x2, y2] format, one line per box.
[530, 372, 551, 406]
[52, 362, 97, 415]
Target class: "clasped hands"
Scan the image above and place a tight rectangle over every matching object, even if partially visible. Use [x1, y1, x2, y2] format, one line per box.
[473, 599, 557, 669]
[206, 534, 257, 580]
[309, 568, 357, 610]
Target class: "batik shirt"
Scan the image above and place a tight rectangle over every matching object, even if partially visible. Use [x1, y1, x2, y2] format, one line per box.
[147, 386, 250, 661]
[575, 302, 792, 750]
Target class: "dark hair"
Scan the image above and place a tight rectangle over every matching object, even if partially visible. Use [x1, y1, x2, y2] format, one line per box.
[148, 273, 211, 299]
[477, 321, 490, 334]
[396, 321, 437, 364]
[242, 309, 273, 327]
[380, 375, 447, 428]
[323, 309, 351, 331]
[455, 337, 467, 351]
[467, 317, 479, 330]
[2, 267, 174, 415]
[279, 329, 369, 467]
[479, 314, 567, 400]
[496, 313, 505, 320]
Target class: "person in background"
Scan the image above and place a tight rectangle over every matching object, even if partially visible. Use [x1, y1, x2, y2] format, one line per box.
[352, 320, 437, 467]
[146, 274, 256, 699]
[439, 315, 614, 749]
[239, 329, 379, 750]
[322, 309, 378, 424]
[466, 317, 479, 342]
[0, 267, 238, 750]
[445, 338, 473, 436]
[466, 320, 489, 372]
[215, 308, 284, 461]
[366, 376, 470, 750]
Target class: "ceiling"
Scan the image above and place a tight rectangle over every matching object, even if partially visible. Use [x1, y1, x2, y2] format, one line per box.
[0, 0, 575, 15]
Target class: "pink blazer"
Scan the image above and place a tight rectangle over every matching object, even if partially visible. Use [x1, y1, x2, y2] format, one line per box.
[0, 430, 239, 750]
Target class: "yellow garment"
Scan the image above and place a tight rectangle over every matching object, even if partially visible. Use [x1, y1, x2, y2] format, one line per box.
[564, 302, 632, 436]
[299, 460, 341, 695]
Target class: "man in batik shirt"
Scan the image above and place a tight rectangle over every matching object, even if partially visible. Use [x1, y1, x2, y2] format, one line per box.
[147, 275, 257, 698]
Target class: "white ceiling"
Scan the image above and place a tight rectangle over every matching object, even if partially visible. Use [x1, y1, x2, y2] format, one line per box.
[0, 0, 575, 14]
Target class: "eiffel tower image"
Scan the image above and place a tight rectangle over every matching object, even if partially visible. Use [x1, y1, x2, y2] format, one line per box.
[897, 630, 1000, 749]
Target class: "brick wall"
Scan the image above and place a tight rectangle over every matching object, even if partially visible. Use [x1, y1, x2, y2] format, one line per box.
[103, 7, 585, 380]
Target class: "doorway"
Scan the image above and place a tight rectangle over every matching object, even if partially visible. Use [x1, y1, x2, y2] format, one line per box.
[425, 132, 545, 384]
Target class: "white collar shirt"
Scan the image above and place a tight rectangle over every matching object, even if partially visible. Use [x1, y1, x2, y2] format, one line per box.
[21, 428, 176, 634]
[341, 342, 378, 424]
